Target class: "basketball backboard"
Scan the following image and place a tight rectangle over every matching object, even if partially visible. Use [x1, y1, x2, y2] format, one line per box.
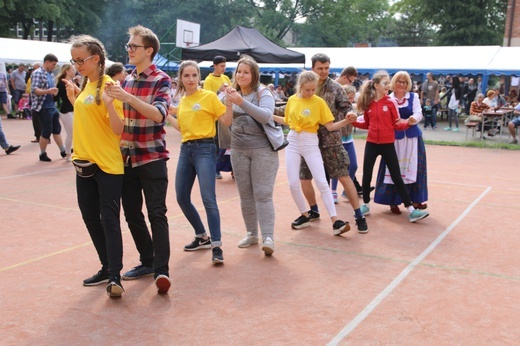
[176, 19, 200, 48]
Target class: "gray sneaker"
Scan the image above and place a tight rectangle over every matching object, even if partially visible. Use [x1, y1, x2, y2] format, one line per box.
[238, 232, 259, 248]
[261, 237, 275, 256]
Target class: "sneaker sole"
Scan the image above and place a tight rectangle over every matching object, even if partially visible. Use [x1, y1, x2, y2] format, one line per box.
[212, 258, 224, 264]
[358, 228, 369, 234]
[121, 272, 154, 280]
[262, 245, 274, 256]
[184, 244, 212, 251]
[410, 212, 430, 223]
[333, 223, 351, 236]
[309, 217, 320, 222]
[83, 278, 109, 286]
[291, 222, 311, 230]
[155, 276, 171, 294]
[106, 283, 124, 297]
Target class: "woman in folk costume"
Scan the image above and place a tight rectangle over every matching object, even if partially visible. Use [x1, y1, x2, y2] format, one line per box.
[374, 71, 428, 214]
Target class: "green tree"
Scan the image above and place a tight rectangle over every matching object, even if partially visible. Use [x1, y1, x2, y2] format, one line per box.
[393, 0, 508, 46]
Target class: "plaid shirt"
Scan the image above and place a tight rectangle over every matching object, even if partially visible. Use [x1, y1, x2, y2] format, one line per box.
[120, 64, 172, 167]
[30, 67, 53, 112]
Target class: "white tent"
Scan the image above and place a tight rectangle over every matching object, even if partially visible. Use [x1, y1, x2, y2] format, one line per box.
[0, 37, 74, 73]
[0, 37, 114, 74]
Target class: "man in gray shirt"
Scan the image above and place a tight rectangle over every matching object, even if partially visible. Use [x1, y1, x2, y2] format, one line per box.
[10, 65, 26, 115]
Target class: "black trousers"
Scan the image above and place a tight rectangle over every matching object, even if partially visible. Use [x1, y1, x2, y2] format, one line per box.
[362, 142, 412, 207]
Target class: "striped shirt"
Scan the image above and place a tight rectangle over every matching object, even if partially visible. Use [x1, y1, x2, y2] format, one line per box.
[120, 64, 172, 167]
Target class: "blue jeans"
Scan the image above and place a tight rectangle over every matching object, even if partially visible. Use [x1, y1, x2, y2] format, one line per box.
[122, 159, 170, 276]
[0, 115, 9, 150]
[175, 141, 221, 246]
[76, 170, 124, 278]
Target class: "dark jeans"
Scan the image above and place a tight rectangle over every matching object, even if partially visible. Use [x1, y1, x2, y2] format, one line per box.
[31, 109, 42, 139]
[362, 142, 412, 207]
[122, 159, 170, 276]
[76, 170, 124, 278]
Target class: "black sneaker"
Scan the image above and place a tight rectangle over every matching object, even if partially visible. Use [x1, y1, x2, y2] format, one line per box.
[357, 186, 375, 197]
[212, 247, 224, 264]
[356, 217, 368, 234]
[291, 215, 311, 229]
[308, 210, 320, 221]
[39, 152, 51, 162]
[5, 145, 20, 155]
[333, 220, 350, 236]
[60, 150, 67, 158]
[83, 269, 109, 286]
[106, 276, 124, 297]
[184, 237, 212, 251]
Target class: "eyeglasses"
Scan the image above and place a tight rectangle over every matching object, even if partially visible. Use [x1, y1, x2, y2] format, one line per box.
[125, 44, 150, 52]
[396, 80, 408, 85]
[70, 55, 95, 66]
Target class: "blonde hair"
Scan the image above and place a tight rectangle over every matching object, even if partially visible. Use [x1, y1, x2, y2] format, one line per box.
[357, 70, 389, 112]
[176, 60, 200, 98]
[57, 63, 73, 82]
[486, 90, 495, 98]
[389, 71, 412, 92]
[231, 55, 260, 94]
[342, 85, 356, 95]
[296, 70, 319, 94]
[70, 35, 107, 105]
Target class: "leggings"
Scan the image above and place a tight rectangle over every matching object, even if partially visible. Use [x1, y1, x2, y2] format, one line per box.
[447, 108, 459, 128]
[362, 142, 412, 207]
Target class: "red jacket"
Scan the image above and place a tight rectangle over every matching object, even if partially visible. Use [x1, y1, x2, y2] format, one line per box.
[353, 95, 409, 144]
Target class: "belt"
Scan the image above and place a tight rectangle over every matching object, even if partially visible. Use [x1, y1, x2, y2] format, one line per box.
[183, 138, 214, 144]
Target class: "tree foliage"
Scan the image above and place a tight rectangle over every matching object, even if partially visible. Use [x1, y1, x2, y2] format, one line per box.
[392, 0, 508, 46]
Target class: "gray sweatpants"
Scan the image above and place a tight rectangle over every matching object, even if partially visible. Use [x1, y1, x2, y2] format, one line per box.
[230, 146, 279, 240]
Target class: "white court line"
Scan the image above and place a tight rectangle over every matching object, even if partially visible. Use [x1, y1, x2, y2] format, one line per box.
[0, 167, 71, 180]
[328, 186, 492, 345]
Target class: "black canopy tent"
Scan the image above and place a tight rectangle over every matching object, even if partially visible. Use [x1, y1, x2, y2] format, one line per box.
[181, 26, 305, 64]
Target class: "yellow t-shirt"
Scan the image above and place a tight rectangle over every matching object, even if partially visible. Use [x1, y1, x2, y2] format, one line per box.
[177, 89, 226, 142]
[72, 75, 124, 174]
[203, 73, 231, 94]
[284, 94, 334, 133]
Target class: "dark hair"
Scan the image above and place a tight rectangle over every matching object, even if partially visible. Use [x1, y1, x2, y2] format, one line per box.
[311, 53, 330, 68]
[70, 35, 107, 105]
[105, 62, 125, 78]
[43, 54, 58, 63]
[128, 25, 160, 60]
[213, 55, 226, 65]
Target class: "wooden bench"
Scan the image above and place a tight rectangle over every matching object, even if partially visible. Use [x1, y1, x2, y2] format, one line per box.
[465, 121, 480, 140]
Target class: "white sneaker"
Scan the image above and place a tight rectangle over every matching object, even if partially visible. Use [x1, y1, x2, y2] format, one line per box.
[262, 237, 275, 256]
[237, 232, 259, 248]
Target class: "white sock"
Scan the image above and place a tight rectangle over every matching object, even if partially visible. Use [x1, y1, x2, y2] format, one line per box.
[407, 206, 415, 214]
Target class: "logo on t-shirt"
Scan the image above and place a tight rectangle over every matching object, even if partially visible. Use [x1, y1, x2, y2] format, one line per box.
[192, 103, 201, 111]
[84, 95, 95, 105]
[301, 109, 311, 117]
[382, 105, 388, 112]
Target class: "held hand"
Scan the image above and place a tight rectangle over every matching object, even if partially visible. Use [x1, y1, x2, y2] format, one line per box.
[102, 90, 114, 105]
[407, 117, 417, 126]
[104, 81, 128, 102]
[168, 105, 177, 115]
[347, 112, 357, 123]
[226, 87, 243, 106]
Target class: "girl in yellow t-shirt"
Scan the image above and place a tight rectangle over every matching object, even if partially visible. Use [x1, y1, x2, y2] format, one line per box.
[166, 60, 231, 264]
[65, 35, 125, 297]
[273, 70, 351, 232]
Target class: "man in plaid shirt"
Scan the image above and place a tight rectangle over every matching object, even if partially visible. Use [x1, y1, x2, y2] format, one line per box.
[30, 53, 66, 162]
[105, 25, 172, 294]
